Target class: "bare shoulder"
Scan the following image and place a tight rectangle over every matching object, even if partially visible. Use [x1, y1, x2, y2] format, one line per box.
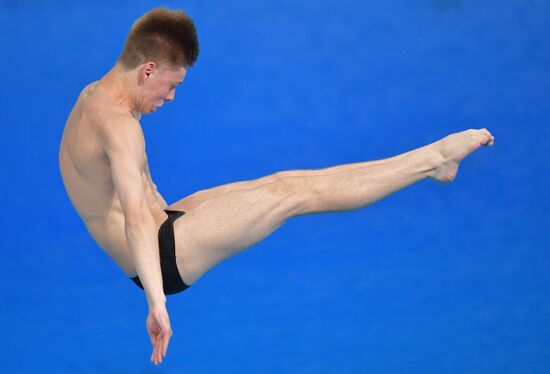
[96, 111, 143, 149]
[77, 85, 144, 152]
[94, 110, 146, 168]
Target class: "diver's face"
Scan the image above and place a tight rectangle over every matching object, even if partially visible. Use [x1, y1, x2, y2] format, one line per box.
[140, 62, 186, 113]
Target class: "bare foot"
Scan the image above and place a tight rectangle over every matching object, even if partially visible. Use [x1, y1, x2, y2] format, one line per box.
[430, 128, 495, 183]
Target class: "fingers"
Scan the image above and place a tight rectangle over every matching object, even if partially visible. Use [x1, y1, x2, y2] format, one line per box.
[151, 339, 157, 364]
[150, 333, 170, 365]
[151, 333, 160, 364]
[150, 332, 160, 365]
[162, 332, 170, 357]
[155, 337, 162, 365]
[149, 326, 172, 365]
[156, 337, 164, 364]
[158, 335, 165, 363]
[151, 347, 157, 365]
[146, 310, 172, 365]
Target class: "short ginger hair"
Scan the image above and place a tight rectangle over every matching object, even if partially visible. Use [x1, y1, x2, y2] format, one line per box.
[118, 7, 199, 69]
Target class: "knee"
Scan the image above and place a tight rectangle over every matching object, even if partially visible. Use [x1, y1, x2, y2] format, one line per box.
[269, 171, 287, 183]
[264, 176, 308, 215]
[252, 171, 287, 187]
[265, 176, 295, 196]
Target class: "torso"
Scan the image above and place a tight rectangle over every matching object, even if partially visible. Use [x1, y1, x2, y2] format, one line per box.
[58, 82, 168, 277]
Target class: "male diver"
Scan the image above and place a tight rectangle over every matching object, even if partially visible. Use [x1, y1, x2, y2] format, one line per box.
[58, 7, 495, 366]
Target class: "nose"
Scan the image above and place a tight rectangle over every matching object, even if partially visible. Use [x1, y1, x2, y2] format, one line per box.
[166, 89, 175, 102]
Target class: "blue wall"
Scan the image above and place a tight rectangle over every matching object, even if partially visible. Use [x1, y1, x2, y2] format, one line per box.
[1, 1, 548, 373]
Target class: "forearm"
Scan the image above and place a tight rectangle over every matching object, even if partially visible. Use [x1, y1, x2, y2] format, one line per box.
[125, 215, 166, 308]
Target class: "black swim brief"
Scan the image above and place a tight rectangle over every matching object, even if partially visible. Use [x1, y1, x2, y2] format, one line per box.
[130, 209, 191, 295]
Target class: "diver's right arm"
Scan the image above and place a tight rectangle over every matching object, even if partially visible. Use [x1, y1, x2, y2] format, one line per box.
[98, 116, 166, 309]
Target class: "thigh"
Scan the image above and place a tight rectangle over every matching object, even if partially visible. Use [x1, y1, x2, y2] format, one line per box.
[171, 179, 305, 285]
[167, 172, 282, 212]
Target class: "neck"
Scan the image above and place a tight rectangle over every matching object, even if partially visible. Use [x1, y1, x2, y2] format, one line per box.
[98, 63, 144, 118]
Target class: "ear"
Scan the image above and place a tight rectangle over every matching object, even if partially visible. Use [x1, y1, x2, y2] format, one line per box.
[138, 61, 157, 85]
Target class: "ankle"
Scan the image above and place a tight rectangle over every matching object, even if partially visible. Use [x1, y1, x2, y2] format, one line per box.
[421, 143, 446, 179]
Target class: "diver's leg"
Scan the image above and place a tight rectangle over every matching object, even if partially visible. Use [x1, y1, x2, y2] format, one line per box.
[170, 128, 494, 284]
[168, 145, 428, 212]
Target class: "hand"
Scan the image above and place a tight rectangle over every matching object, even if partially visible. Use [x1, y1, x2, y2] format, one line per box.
[146, 305, 173, 365]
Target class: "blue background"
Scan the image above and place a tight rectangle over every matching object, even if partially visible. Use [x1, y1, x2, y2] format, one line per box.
[1, 0, 548, 373]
